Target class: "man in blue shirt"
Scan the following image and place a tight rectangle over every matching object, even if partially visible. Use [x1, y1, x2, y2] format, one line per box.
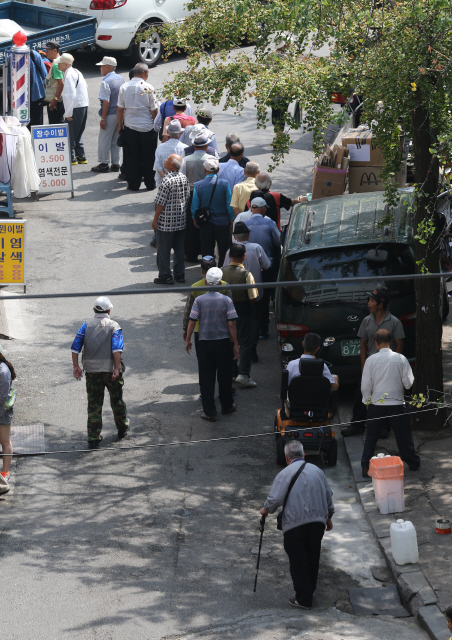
[191, 157, 234, 267]
[218, 142, 246, 190]
[71, 296, 130, 449]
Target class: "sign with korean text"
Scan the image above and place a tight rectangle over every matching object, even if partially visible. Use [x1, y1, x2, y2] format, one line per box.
[32, 125, 74, 195]
[0, 221, 26, 286]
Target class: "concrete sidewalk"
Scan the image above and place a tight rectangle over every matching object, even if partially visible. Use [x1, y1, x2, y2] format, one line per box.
[342, 315, 452, 640]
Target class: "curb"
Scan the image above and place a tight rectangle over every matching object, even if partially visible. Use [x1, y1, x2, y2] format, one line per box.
[343, 434, 448, 640]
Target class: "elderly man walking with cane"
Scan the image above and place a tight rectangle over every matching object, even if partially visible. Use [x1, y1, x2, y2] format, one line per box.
[260, 441, 334, 609]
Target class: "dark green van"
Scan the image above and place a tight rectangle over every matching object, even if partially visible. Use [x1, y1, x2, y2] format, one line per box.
[276, 190, 424, 382]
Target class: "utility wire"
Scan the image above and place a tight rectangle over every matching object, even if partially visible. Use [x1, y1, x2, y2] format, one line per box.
[0, 272, 450, 301]
[3, 403, 448, 458]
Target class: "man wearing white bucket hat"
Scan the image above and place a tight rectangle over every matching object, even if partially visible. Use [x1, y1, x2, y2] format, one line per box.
[186, 267, 239, 421]
[91, 56, 125, 174]
[183, 123, 218, 159]
[71, 296, 130, 449]
[58, 53, 89, 165]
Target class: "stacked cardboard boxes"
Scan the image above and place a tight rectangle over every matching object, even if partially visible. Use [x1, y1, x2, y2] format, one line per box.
[342, 127, 407, 193]
[311, 144, 350, 200]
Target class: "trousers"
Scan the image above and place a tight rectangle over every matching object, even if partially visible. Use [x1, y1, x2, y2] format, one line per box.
[67, 106, 88, 160]
[98, 113, 121, 165]
[197, 338, 234, 417]
[199, 221, 230, 268]
[85, 372, 128, 441]
[184, 192, 201, 261]
[156, 228, 185, 280]
[260, 261, 279, 334]
[232, 303, 253, 377]
[361, 404, 420, 470]
[283, 522, 325, 608]
[123, 126, 157, 190]
[351, 382, 368, 429]
[47, 100, 65, 125]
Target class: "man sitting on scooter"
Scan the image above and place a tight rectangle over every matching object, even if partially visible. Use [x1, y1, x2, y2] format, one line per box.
[287, 333, 339, 390]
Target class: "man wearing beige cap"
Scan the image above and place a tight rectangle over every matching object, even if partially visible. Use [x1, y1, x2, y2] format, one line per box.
[191, 157, 234, 267]
[58, 53, 89, 165]
[92, 56, 125, 174]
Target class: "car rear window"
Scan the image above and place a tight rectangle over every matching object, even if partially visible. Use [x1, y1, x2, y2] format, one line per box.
[281, 244, 415, 306]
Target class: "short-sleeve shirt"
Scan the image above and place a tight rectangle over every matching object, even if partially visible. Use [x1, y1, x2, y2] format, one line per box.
[357, 311, 405, 357]
[189, 292, 238, 340]
[287, 354, 335, 385]
[117, 78, 157, 132]
[51, 61, 63, 80]
[154, 171, 190, 232]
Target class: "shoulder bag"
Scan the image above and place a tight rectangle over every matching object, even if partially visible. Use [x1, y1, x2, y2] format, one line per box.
[276, 461, 306, 530]
[194, 176, 218, 227]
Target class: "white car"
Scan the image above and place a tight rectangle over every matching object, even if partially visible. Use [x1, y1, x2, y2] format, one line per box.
[32, 0, 190, 66]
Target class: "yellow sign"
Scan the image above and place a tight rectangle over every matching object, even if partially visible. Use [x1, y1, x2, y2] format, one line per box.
[0, 221, 26, 286]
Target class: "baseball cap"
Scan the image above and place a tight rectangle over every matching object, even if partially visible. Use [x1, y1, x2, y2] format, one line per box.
[250, 197, 267, 208]
[233, 221, 250, 235]
[46, 40, 60, 51]
[366, 288, 390, 304]
[193, 132, 211, 147]
[93, 296, 113, 312]
[96, 56, 117, 67]
[201, 255, 216, 271]
[206, 267, 223, 285]
[167, 119, 183, 134]
[173, 98, 187, 106]
[204, 157, 219, 171]
[197, 105, 213, 119]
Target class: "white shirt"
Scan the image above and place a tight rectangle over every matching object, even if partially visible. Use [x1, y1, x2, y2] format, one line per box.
[153, 138, 188, 186]
[222, 240, 270, 300]
[287, 354, 335, 386]
[117, 78, 157, 132]
[361, 348, 414, 406]
[62, 67, 88, 118]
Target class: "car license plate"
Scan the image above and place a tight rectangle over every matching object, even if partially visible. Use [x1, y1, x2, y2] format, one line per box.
[341, 339, 360, 356]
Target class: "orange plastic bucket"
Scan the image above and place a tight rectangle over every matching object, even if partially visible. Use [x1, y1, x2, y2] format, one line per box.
[369, 455, 404, 480]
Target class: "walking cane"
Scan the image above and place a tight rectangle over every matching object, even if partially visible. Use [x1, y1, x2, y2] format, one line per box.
[253, 514, 266, 592]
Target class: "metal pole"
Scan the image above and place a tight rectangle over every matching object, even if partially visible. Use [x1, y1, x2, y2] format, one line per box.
[253, 514, 266, 593]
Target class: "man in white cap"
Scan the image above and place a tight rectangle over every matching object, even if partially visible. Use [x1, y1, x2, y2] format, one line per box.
[191, 157, 234, 267]
[161, 98, 196, 142]
[91, 56, 125, 174]
[154, 97, 193, 141]
[117, 63, 159, 191]
[71, 297, 130, 449]
[183, 131, 216, 262]
[153, 119, 188, 187]
[186, 267, 239, 421]
[58, 53, 89, 165]
[230, 161, 261, 215]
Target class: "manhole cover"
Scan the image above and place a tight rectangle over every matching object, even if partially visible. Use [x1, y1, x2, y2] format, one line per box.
[11, 424, 45, 455]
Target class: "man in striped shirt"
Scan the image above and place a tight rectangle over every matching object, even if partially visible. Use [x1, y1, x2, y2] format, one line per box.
[185, 267, 239, 421]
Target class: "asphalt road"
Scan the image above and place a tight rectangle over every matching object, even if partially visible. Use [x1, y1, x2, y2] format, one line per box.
[0, 49, 429, 639]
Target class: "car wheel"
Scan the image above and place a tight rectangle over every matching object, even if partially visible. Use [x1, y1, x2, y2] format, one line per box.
[326, 439, 338, 466]
[275, 417, 286, 466]
[131, 22, 163, 68]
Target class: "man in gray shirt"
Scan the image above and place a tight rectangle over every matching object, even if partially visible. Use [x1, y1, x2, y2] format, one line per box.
[260, 441, 334, 610]
[361, 328, 420, 476]
[342, 288, 405, 436]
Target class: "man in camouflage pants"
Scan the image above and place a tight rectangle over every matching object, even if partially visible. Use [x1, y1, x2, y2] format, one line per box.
[71, 296, 130, 449]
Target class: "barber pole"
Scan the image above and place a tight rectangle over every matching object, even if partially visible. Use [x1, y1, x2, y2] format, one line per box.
[10, 30, 30, 125]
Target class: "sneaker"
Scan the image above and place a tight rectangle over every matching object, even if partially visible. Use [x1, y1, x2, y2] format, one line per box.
[259, 331, 269, 340]
[201, 412, 217, 422]
[222, 403, 237, 415]
[77, 156, 88, 165]
[154, 276, 174, 285]
[0, 471, 10, 486]
[117, 420, 130, 440]
[235, 374, 257, 388]
[91, 163, 109, 173]
[71, 158, 78, 166]
[110, 164, 120, 172]
[288, 597, 311, 610]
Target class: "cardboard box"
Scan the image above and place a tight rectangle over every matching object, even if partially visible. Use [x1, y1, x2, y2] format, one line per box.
[312, 165, 347, 200]
[333, 144, 349, 169]
[348, 161, 407, 194]
[342, 129, 384, 166]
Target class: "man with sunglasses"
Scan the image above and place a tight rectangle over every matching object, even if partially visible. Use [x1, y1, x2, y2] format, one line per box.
[342, 288, 405, 437]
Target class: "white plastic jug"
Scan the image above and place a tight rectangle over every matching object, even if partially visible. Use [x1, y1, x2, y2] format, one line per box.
[390, 519, 419, 565]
